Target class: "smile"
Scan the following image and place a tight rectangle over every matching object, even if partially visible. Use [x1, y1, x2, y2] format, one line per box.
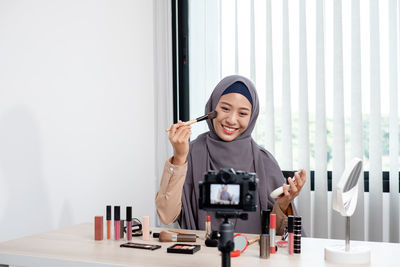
[222, 125, 238, 135]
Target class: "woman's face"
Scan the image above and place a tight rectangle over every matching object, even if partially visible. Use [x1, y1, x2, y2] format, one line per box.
[213, 93, 252, 141]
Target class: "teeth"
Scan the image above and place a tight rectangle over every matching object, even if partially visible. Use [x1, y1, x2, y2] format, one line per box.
[223, 125, 236, 132]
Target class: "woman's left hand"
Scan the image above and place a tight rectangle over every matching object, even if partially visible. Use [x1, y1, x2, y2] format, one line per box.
[276, 169, 307, 214]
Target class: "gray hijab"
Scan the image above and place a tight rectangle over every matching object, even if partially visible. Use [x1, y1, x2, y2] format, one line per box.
[180, 75, 286, 234]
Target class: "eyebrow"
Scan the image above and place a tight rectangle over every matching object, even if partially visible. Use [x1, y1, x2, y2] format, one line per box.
[220, 101, 251, 112]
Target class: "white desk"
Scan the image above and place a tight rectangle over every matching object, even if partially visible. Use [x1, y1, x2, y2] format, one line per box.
[0, 223, 398, 267]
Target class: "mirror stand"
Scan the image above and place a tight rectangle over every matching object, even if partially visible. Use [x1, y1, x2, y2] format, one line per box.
[324, 158, 371, 264]
[345, 216, 350, 252]
[325, 216, 370, 265]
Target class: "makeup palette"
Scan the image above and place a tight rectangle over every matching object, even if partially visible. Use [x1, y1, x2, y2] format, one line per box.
[167, 244, 201, 254]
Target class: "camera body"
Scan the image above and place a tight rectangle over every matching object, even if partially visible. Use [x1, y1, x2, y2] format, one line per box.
[199, 168, 258, 212]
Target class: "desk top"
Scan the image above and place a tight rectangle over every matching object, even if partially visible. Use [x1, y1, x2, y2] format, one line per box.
[0, 223, 398, 267]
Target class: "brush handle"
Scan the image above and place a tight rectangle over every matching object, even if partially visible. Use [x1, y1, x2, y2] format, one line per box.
[248, 236, 260, 245]
[177, 234, 197, 242]
[165, 119, 197, 132]
[168, 229, 190, 235]
[168, 229, 199, 238]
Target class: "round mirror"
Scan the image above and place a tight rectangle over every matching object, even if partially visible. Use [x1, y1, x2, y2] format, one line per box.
[333, 158, 362, 217]
[231, 234, 248, 257]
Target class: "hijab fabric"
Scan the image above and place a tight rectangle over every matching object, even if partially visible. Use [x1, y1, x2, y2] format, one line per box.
[180, 75, 286, 234]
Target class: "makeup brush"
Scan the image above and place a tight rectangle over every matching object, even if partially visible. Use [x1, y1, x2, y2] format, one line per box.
[158, 231, 197, 242]
[168, 229, 199, 238]
[165, 110, 218, 132]
[248, 236, 260, 245]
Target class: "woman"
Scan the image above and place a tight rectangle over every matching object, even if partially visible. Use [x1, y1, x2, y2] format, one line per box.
[156, 75, 306, 234]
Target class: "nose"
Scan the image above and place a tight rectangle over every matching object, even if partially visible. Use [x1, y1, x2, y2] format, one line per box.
[225, 112, 237, 125]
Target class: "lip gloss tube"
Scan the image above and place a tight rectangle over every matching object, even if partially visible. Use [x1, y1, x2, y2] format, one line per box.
[288, 216, 294, 255]
[120, 220, 125, 239]
[106, 205, 111, 240]
[270, 213, 276, 254]
[126, 206, 132, 241]
[114, 206, 120, 241]
[142, 216, 150, 241]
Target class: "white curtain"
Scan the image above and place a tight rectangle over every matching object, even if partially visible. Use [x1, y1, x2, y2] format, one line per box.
[188, 0, 400, 242]
[153, 0, 174, 227]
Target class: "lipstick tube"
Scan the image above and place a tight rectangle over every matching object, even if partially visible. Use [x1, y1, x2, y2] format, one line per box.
[126, 206, 132, 241]
[270, 213, 276, 254]
[106, 205, 111, 240]
[205, 215, 211, 239]
[288, 216, 294, 255]
[114, 206, 120, 241]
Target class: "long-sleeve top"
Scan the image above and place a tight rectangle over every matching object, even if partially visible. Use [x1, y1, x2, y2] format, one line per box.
[155, 157, 294, 235]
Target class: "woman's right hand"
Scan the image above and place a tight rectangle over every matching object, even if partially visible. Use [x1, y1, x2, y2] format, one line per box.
[168, 121, 191, 165]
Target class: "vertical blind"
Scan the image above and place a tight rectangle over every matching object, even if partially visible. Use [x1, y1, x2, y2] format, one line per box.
[188, 0, 399, 242]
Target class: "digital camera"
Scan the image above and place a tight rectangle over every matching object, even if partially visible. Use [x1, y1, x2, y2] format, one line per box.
[199, 168, 258, 212]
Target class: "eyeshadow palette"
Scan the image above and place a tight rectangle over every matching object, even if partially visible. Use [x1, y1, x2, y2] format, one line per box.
[167, 244, 201, 254]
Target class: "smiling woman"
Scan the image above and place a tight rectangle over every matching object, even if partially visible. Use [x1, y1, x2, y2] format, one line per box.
[155, 75, 307, 235]
[213, 83, 252, 142]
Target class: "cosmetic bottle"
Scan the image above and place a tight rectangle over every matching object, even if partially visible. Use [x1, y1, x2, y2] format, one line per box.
[114, 206, 120, 241]
[126, 206, 132, 241]
[270, 213, 276, 253]
[288, 216, 294, 255]
[205, 216, 211, 239]
[120, 220, 125, 239]
[294, 216, 302, 254]
[260, 210, 270, 259]
[94, 216, 103, 241]
[142, 216, 150, 241]
[106, 205, 111, 240]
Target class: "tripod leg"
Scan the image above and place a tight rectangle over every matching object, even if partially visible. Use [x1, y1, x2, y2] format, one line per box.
[219, 220, 234, 267]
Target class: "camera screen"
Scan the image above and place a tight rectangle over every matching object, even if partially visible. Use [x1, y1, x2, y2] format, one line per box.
[210, 184, 240, 205]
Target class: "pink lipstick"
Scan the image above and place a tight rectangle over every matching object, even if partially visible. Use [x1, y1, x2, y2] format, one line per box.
[126, 206, 132, 241]
[270, 213, 276, 253]
[288, 215, 294, 255]
[114, 206, 120, 241]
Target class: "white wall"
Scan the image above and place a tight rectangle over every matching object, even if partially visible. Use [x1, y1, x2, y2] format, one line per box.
[0, 0, 156, 242]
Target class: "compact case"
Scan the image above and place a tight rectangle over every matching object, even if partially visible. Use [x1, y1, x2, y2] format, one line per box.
[167, 244, 201, 254]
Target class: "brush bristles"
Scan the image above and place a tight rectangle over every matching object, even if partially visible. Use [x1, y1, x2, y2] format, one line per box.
[207, 110, 217, 120]
[196, 110, 218, 122]
[159, 231, 172, 242]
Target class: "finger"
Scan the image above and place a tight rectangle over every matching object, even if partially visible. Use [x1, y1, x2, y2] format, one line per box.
[174, 126, 191, 143]
[288, 178, 298, 194]
[169, 123, 179, 140]
[170, 122, 187, 139]
[295, 170, 306, 188]
[282, 183, 290, 198]
[293, 172, 300, 186]
[182, 127, 192, 141]
[300, 169, 307, 182]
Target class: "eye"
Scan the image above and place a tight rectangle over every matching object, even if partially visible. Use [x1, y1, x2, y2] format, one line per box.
[221, 106, 229, 111]
[240, 112, 249, 116]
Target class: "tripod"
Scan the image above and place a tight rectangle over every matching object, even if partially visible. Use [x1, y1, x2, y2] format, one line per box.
[216, 211, 248, 267]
